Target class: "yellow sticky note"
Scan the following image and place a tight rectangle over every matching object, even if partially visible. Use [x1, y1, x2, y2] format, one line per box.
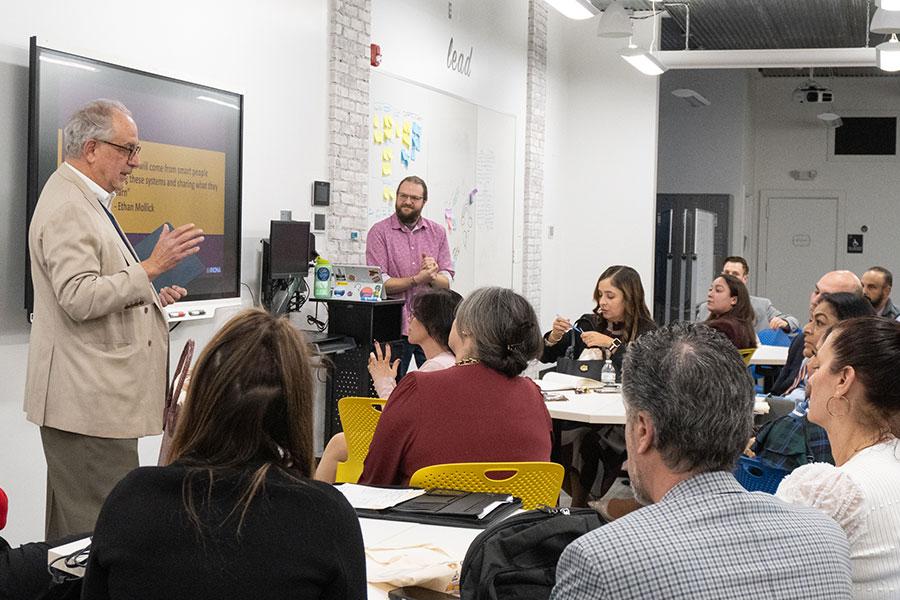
[373, 129, 384, 144]
[402, 133, 411, 149]
[383, 115, 393, 129]
[372, 114, 381, 128]
[382, 161, 392, 177]
[382, 148, 393, 162]
[403, 121, 412, 134]
[383, 186, 395, 201]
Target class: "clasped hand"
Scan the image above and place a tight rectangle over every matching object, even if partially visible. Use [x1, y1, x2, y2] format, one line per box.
[413, 253, 439, 285]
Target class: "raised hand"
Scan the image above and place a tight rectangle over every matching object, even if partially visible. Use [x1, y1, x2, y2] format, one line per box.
[141, 223, 204, 281]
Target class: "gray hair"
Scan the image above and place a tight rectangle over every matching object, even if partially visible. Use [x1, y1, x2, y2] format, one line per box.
[63, 99, 132, 158]
[621, 322, 754, 474]
[453, 287, 542, 377]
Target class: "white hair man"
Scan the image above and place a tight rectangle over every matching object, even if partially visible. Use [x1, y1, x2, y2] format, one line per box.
[25, 99, 204, 538]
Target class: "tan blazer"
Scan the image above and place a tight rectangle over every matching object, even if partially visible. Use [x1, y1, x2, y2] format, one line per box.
[25, 164, 168, 438]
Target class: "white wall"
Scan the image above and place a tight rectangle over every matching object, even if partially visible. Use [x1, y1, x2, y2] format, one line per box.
[541, 12, 660, 327]
[0, 0, 330, 545]
[657, 69, 753, 258]
[371, 0, 529, 288]
[752, 75, 900, 285]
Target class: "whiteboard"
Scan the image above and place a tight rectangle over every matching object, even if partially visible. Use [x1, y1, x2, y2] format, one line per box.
[368, 71, 516, 294]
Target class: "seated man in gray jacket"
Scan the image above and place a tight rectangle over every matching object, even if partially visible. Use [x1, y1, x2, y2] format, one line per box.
[696, 256, 799, 333]
[550, 323, 852, 600]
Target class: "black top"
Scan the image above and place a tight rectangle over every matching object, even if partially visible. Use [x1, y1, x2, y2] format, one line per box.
[81, 462, 367, 600]
[541, 313, 657, 376]
[771, 331, 806, 396]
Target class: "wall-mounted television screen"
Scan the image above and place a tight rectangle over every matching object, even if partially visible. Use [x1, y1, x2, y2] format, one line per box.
[26, 37, 243, 318]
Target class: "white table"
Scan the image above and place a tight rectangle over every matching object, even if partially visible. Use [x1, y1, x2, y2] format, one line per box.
[543, 390, 769, 425]
[544, 391, 626, 425]
[748, 344, 789, 366]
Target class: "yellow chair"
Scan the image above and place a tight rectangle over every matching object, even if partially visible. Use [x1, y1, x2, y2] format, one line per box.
[334, 396, 386, 484]
[408, 462, 565, 510]
[738, 347, 756, 366]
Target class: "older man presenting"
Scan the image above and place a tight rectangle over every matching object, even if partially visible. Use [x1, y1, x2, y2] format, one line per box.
[550, 323, 852, 599]
[25, 99, 204, 538]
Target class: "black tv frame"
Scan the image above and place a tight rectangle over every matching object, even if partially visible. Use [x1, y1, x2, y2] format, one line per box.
[25, 36, 244, 320]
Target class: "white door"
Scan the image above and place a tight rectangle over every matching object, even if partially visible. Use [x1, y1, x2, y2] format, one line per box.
[760, 195, 838, 323]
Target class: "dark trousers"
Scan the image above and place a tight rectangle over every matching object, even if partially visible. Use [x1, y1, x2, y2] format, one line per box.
[40, 427, 138, 539]
[396, 336, 426, 380]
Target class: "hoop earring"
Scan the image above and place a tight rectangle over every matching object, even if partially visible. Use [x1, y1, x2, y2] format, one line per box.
[826, 395, 850, 418]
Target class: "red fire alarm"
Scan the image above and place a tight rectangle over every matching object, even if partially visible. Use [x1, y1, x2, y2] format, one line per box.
[370, 43, 381, 67]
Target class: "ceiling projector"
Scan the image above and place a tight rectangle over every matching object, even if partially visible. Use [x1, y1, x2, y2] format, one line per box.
[793, 81, 834, 104]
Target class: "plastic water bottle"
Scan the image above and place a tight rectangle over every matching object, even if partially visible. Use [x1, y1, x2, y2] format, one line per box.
[601, 359, 616, 385]
[313, 256, 332, 299]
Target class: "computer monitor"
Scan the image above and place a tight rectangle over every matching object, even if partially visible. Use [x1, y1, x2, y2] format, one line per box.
[268, 220, 311, 279]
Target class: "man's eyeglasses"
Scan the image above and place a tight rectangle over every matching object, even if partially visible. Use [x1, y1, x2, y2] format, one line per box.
[96, 139, 141, 161]
[397, 192, 424, 202]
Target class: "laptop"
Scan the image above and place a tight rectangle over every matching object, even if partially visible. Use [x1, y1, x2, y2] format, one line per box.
[330, 264, 385, 301]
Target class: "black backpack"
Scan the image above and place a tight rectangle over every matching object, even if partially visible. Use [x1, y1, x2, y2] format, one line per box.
[460, 507, 604, 600]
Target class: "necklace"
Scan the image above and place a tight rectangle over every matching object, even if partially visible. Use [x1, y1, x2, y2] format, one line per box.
[455, 357, 480, 366]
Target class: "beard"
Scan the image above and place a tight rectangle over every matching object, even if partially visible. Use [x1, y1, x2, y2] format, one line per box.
[396, 205, 422, 225]
[866, 293, 881, 307]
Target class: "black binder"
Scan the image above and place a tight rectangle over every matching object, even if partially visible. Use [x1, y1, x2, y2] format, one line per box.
[356, 488, 522, 529]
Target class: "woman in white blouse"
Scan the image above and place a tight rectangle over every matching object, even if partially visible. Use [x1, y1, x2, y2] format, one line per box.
[777, 316, 900, 599]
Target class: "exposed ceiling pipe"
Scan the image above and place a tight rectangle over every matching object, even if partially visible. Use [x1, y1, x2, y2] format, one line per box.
[657, 48, 877, 69]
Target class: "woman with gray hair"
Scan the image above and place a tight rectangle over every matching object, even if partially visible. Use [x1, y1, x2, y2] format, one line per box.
[358, 287, 553, 486]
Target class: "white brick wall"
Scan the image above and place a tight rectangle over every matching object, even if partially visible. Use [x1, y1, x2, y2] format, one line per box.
[523, 0, 548, 313]
[327, 0, 371, 263]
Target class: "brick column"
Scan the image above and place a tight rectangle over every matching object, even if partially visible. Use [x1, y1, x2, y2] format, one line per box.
[523, 0, 548, 313]
[327, 0, 371, 263]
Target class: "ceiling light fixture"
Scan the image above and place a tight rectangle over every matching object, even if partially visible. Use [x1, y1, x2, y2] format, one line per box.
[877, 33, 900, 71]
[671, 88, 710, 107]
[878, 0, 900, 10]
[620, 45, 668, 75]
[817, 113, 843, 128]
[598, 0, 633, 38]
[619, 0, 667, 76]
[544, 0, 597, 20]
[871, 8, 900, 33]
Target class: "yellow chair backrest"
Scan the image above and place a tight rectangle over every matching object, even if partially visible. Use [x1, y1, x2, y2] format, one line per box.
[334, 396, 386, 484]
[408, 462, 565, 510]
[738, 347, 756, 366]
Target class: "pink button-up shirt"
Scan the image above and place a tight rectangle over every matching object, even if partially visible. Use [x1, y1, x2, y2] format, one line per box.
[366, 213, 454, 334]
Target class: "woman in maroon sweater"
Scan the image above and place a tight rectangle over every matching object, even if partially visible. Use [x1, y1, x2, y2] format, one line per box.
[359, 287, 552, 486]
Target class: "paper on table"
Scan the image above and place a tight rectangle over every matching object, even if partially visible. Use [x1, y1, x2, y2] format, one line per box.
[337, 483, 427, 510]
[535, 372, 603, 392]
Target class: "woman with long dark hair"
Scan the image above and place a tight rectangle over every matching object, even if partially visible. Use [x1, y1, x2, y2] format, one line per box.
[82, 309, 366, 599]
[542, 265, 656, 380]
[704, 273, 757, 349]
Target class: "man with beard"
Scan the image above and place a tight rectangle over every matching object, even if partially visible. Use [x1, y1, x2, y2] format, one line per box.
[550, 323, 852, 600]
[366, 176, 454, 377]
[862, 266, 899, 320]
